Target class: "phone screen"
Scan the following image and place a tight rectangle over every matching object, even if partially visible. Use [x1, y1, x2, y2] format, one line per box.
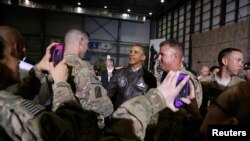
[174, 73, 189, 108]
[52, 44, 64, 66]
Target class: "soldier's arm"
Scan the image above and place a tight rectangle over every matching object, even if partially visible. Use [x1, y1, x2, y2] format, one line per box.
[0, 83, 96, 141]
[191, 76, 203, 108]
[101, 89, 167, 141]
[15, 43, 56, 100]
[15, 67, 48, 100]
[101, 71, 195, 141]
[74, 61, 114, 117]
[51, 81, 77, 111]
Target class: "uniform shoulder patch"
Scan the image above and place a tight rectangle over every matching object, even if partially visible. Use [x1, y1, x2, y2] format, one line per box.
[21, 100, 45, 117]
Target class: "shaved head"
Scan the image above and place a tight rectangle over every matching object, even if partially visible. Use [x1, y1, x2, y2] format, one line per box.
[0, 26, 25, 59]
[64, 28, 89, 58]
[65, 28, 88, 46]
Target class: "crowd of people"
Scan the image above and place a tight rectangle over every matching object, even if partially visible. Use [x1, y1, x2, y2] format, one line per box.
[0, 25, 249, 141]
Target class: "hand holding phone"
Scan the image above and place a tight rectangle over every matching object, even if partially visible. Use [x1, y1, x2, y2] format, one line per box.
[174, 73, 189, 108]
[52, 44, 64, 66]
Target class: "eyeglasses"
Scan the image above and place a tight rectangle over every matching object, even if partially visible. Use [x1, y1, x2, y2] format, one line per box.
[208, 97, 231, 116]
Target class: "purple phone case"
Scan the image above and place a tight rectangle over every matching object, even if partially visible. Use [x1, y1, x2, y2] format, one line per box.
[52, 44, 64, 65]
[174, 73, 189, 108]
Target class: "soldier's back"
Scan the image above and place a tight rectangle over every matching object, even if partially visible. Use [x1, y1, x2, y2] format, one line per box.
[0, 90, 44, 141]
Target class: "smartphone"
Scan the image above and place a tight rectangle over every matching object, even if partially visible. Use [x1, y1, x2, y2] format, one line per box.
[174, 73, 189, 108]
[52, 44, 64, 66]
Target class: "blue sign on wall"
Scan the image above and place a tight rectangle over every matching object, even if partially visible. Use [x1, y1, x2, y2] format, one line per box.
[89, 42, 99, 49]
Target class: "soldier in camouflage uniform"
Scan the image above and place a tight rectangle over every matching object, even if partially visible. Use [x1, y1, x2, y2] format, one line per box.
[154, 39, 203, 141]
[0, 29, 100, 141]
[200, 48, 245, 118]
[101, 71, 196, 141]
[63, 28, 113, 118]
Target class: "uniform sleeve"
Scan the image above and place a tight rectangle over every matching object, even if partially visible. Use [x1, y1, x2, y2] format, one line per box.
[72, 61, 113, 117]
[191, 77, 203, 108]
[101, 89, 167, 141]
[183, 69, 203, 109]
[51, 82, 77, 111]
[0, 82, 99, 141]
[15, 67, 46, 100]
[41, 81, 101, 140]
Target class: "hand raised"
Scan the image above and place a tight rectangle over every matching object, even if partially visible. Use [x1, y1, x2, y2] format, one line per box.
[49, 59, 69, 83]
[157, 71, 195, 112]
[35, 42, 58, 72]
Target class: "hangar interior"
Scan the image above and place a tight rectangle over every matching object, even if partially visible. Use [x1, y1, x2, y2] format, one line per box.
[0, 0, 249, 73]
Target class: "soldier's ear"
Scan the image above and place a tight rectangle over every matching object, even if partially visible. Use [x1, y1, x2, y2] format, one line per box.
[222, 57, 228, 66]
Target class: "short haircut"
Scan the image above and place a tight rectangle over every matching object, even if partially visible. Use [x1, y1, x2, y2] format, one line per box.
[159, 39, 184, 57]
[64, 27, 89, 44]
[108, 58, 115, 67]
[210, 65, 219, 72]
[0, 26, 25, 59]
[218, 48, 242, 66]
[132, 44, 146, 55]
[109, 58, 114, 64]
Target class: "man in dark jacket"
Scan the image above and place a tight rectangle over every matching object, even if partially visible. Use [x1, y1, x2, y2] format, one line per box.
[101, 55, 116, 89]
[107, 45, 157, 110]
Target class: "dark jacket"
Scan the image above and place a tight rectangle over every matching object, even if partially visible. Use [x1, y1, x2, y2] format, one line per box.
[107, 65, 157, 110]
[23, 56, 36, 65]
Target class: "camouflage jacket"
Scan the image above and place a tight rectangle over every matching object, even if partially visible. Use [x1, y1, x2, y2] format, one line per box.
[200, 73, 245, 91]
[101, 89, 166, 141]
[64, 54, 113, 117]
[0, 68, 100, 141]
[200, 74, 245, 106]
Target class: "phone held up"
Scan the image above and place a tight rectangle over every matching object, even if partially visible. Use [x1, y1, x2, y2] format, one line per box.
[174, 73, 189, 108]
[51, 44, 64, 66]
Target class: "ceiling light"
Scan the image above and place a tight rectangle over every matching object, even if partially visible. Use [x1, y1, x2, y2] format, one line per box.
[25, 0, 30, 5]
[149, 12, 152, 15]
[161, 0, 164, 3]
[122, 13, 129, 18]
[77, 2, 81, 6]
[104, 5, 107, 9]
[76, 7, 83, 13]
[127, 9, 131, 12]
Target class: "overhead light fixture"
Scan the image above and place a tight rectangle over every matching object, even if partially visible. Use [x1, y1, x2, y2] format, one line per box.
[161, 0, 164, 3]
[104, 5, 107, 9]
[77, 2, 81, 6]
[25, 0, 30, 5]
[122, 13, 129, 18]
[149, 12, 152, 16]
[127, 9, 131, 12]
[77, 7, 83, 13]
